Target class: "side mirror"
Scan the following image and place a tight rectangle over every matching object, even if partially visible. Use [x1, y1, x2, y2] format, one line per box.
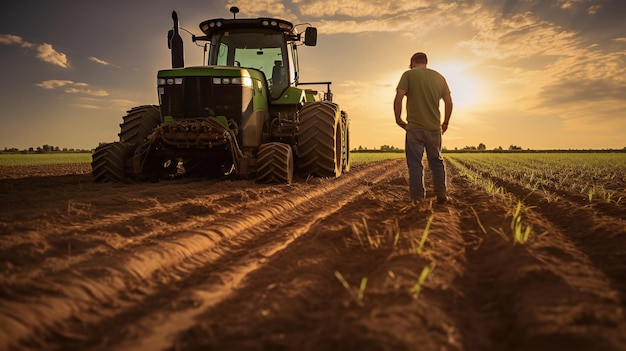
[304, 27, 317, 46]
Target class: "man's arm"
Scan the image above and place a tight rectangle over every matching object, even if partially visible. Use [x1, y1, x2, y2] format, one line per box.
[394, 89, 407, 130]
[441, 92, 453, 134]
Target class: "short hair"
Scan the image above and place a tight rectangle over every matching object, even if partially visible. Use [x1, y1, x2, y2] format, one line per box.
[411, 52, 428, 64]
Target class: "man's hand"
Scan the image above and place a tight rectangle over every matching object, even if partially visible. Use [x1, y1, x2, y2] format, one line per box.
[396, 119, 407, 130]
[442, 122, 448, 134]
[394, 89, 407, 130]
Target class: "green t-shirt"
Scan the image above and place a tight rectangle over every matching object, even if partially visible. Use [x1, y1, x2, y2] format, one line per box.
[397, 67, 450, 130]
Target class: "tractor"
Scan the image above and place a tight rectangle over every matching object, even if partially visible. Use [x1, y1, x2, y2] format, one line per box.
[92, 6, 350, 184]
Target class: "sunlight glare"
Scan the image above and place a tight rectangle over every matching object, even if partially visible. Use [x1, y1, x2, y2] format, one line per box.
[434, 61, 482, 109]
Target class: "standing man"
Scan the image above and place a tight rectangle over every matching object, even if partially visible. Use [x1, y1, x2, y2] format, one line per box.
[394, 52, 453, 204]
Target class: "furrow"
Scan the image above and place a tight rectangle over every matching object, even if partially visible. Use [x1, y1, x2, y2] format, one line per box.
[0, 161, 395, 351]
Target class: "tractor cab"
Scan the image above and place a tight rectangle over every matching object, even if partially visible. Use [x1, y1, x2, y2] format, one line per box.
[165, 7, 318, 101]
[194, 8, 317, 100]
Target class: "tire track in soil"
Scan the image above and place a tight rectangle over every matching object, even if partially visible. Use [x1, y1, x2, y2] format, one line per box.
[448, 161, 626, 351]
[0, 179, 310, 282]
[0, 161, 396, 351]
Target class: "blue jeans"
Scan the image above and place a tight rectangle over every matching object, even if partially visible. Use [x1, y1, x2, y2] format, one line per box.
[405, 128, 446, 200]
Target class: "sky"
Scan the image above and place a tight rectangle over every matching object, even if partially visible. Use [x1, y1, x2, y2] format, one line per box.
[0, 0, 624, 151]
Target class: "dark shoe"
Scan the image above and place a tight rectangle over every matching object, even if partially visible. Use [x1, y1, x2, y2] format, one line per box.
[437, 195, 447, 204]
[410, 194, 425, 203]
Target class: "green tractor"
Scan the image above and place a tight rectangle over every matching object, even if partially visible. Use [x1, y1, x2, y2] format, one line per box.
[92, 7, 350, 184]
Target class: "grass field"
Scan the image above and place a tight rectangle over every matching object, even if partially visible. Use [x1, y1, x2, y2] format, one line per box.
[350, 152, 405, 164]
[1, 152, 404, 167]
[0, 153, 92, 167]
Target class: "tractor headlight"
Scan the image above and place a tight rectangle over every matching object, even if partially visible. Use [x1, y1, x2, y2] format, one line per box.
[231, 77, 253, 87]
[212, 77, 231, 84]
[160, 77, 183, 85]
[212, 77, 252, 87]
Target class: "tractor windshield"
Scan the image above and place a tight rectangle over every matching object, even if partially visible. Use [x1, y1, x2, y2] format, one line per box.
[208, 30, 290, 99]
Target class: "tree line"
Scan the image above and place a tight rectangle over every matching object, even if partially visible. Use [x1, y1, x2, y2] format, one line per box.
[1, 145, 92, 154]
[352, 143, 626, 153]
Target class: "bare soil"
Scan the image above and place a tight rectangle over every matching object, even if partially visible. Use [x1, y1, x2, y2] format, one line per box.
[1, 160, 625, 351]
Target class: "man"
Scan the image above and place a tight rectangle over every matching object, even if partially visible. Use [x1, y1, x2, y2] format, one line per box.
[394, 52, 453, 204]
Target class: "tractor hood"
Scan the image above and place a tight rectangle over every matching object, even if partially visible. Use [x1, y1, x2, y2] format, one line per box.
[158, 65, 260, 79]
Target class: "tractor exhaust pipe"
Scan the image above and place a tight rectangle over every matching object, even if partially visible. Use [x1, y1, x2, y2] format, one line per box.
[168, 11, 184, 68]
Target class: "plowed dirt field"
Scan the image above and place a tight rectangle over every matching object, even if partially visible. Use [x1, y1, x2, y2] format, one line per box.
[1, 159, 625, 351]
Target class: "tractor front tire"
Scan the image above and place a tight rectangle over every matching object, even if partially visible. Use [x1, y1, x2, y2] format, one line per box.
[297, 101, 342, 178]
[118, 105, 161, 146]
[256, 142, 294, 184]
[92, 142, 133, 183]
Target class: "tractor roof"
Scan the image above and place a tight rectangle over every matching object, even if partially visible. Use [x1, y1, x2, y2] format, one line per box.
[199, 17, 297, 38]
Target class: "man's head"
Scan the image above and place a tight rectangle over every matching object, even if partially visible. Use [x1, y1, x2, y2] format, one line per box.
[410, 52, 428, 68]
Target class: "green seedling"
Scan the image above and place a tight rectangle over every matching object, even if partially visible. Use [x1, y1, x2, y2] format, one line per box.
[334, 271, 367, 306]
[410, 215, 433, 255]
[511, 201, 531, 245]
[410, 264, 433, 299]
[491, 201, 531, 245]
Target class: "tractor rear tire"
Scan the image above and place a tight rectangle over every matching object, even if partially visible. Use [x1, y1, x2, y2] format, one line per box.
[297, 101, 342, 178]
[118, 105, 161, 146]
[91, 142, 133, 183]
[256, 142, 294, 184]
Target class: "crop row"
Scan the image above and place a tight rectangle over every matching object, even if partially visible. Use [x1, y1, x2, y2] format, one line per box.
[445, 152, 626, 205]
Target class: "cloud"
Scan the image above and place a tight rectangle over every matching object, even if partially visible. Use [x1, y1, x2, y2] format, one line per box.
[558, 0, 605, 15]
[587, 5, 603, 14]
[36, 80, 76, 89]
[227, 0, 465, 35]
[459, 10, 580, 60]
[89, 56, 110, 65]
[109, 99, 139, 107]
[294, 0, 440, 18]
[89, 56, 121, 68]
[0, 34, 69, 68]
[0, 34, 30, 46]
[75, 104, 101, 110]
[36, 43, 69, 68]
[534, 50, 625, 106]
[296, 1, 477, 35]
[558, 0, 602, 11]
[64, 87, 109, 97]
[226, 0, 296, 18]
[36, 80, 109, 97]
[74, 97, 137, 112]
